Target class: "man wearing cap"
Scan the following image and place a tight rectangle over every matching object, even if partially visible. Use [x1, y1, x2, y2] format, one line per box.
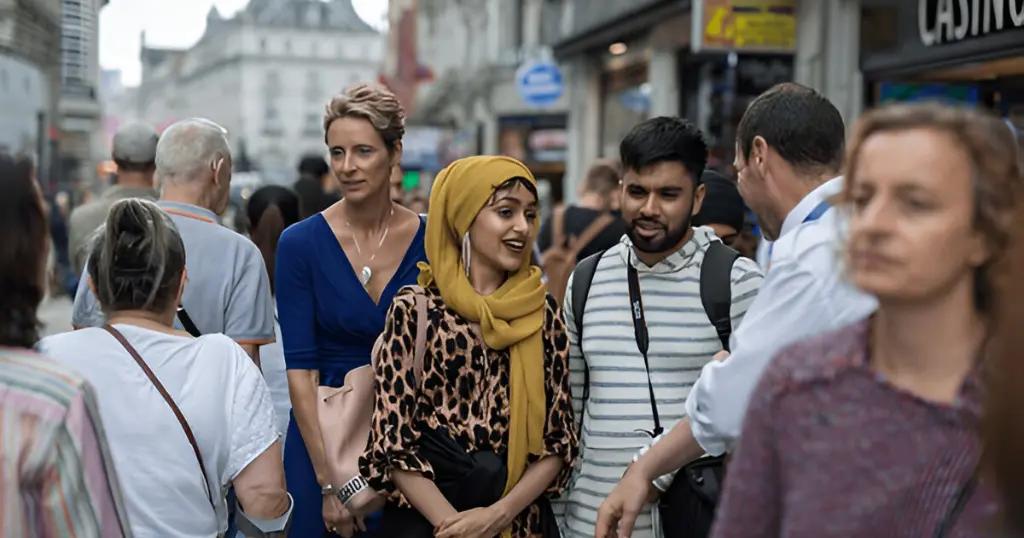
[68, 122, 159, 275]
[692, 170, 747, 251]
[72, 118, 275, 365]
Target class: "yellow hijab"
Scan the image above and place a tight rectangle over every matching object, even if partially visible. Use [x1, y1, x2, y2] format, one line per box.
[417, 156, 547, 504]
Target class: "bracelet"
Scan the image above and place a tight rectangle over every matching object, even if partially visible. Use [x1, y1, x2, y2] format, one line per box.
[321, 484, 338, 497]
[338, 475, 370, 505]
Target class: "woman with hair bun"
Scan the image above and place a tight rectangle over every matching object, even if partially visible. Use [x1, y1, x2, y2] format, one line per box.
[275, 83, 427, 536]
[40, 198, 293, 538]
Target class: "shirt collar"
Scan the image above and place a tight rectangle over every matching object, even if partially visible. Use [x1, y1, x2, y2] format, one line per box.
[779, 176, 844, 238]
[157, 200, 219, 223]
[102, 185, 158, 200]
[618, 226, 713, 274]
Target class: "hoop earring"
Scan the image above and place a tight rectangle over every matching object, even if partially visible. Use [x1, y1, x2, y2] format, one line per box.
[461, 232, 472, 277]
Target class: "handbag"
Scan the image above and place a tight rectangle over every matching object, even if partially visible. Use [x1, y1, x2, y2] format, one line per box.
[103, 324, 216, 513]
[316, 286, 430, 516]
[624, 259, 726, 538]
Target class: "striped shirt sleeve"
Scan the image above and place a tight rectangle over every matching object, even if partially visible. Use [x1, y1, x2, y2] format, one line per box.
[728, 256, 764, 331]
[40, 384, 130, 538]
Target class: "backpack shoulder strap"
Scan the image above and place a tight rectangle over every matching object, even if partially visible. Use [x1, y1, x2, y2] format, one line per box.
[700, 241, 741, 351]
[569, 249, 604, 413]
[570, 250, 604, 340]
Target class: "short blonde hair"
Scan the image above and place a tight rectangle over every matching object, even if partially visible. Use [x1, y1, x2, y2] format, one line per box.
[843, 102, 1023, 313]
[323, 83, 406, 151]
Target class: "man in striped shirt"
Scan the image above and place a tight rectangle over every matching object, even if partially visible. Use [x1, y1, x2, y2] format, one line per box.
[558, 117, 763, 538]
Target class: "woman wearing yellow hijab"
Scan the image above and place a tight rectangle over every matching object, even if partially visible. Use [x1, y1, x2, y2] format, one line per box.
[360, 156, 577, 537]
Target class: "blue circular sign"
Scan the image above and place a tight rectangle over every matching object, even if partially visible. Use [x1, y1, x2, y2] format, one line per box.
[516, 60, 564, 108]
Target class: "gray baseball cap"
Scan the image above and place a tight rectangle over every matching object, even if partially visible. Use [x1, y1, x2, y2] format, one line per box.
[111, 122, 159, 164]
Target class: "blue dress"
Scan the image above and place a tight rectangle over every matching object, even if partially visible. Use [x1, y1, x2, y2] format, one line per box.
[275, 213, 427, 537]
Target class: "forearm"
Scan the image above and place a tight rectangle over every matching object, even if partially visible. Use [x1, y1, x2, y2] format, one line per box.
[492, 455, 563, 525]
[633, 418, 705, 482]
[241, 344, 262, 369]
[286, 371, 329, 483]
[393, 469, 457, 526]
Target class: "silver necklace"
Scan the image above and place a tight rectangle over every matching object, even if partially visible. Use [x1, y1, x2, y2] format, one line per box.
[345, 202, 395, 287]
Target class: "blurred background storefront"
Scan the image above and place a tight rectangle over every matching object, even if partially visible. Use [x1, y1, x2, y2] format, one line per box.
[860, 0, 1024, 132]
[553, 0, 796, 199]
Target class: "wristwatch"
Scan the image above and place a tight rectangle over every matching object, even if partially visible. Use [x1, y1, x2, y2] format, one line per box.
[321, 484, 338, 497]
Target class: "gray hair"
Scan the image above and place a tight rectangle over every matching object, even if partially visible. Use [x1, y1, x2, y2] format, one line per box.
[155, 118, 231, 183]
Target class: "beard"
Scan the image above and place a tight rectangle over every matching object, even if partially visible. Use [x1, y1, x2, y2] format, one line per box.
[627, 212, 693, 254]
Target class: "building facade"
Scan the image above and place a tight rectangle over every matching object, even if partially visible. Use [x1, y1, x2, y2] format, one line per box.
[554, 0, 796, 201]
[137, 0, 382, 182]
[383, 0, 571, 205]
[59, 0, 106, 191]
[0, 0, 61, 187]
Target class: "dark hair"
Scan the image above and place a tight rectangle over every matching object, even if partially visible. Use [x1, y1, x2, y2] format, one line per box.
[88, 199, 186, 314]
[248, 185, 300, 294]
[736, 82, 846, 173]
[620, 117, 708, 183]
[693, 170, 746, 232]
[492, 177, 539, 203]
[297, 154, 329, 177]
[582, 160, 621, 195]
[0, 153, 47, 347]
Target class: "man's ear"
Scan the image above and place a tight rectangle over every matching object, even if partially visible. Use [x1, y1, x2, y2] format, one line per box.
[692, 183, 707, 216]
[751, 136, 770, 176]
[211, 156, 226, 186]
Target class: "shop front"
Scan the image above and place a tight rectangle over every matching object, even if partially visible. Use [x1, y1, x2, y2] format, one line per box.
[861, 0, 1024, 129]
[554, 0, 796, 197]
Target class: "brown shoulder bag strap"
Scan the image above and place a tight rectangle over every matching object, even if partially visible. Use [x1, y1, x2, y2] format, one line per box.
[551, 205, 568, 249]
[567, 212, 616, 258]
[103, 324, 216, 511]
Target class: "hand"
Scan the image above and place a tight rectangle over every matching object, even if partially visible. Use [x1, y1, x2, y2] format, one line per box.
[434, 505, 511, 538]
[323, 494, 363, 537]
[595, 466, 656, 538]
[713, 350, 730, 362]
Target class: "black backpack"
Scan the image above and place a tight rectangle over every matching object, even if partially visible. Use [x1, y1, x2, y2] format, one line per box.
[569, 240, 739, 538]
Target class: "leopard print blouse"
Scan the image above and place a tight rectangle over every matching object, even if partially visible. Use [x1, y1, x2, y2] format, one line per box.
[359, 285, 578, 537]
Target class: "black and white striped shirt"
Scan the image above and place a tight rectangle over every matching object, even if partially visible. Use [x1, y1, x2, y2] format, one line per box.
[564, 227, 764, 450]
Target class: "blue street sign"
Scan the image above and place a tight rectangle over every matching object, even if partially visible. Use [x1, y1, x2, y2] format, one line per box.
[515, 60, 564, 108]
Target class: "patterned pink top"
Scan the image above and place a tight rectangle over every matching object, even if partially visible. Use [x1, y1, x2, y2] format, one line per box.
[0, 347, 130, 537]
[711, 320, 999, 538]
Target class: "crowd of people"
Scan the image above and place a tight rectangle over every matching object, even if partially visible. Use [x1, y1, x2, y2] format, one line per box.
[2, 78, 1023, 538]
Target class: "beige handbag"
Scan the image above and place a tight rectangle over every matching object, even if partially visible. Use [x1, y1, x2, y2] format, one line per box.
[317, 287, 429, 516]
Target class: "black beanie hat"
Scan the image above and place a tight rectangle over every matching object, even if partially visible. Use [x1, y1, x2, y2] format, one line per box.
[693, 170, 746, 232]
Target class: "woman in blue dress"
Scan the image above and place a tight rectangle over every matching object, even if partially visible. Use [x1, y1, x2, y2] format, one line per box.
[276, 83, 426, 537]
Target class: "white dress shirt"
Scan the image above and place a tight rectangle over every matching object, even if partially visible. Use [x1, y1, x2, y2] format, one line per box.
[684, 177, 879, 455]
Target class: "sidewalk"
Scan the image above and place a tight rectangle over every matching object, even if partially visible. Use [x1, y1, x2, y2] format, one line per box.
[38, 295, 73, 337]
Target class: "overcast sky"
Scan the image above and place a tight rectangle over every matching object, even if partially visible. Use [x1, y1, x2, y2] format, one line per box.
[99, 0, 388, 87]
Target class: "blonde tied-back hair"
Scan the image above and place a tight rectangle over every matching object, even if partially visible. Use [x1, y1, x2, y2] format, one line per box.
[842, 103, 1023, 313]
[323, 83, 406, 151]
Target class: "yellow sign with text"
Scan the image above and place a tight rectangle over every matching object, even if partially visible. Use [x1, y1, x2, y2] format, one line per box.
[697, 0, 796, 52]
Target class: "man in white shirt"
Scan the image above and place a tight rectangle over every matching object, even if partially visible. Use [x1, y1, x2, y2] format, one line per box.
[595, 83, 879, 537]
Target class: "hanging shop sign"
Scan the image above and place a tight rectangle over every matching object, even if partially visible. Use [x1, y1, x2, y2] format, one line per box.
[692, 0, 797, 53]
[515, 60, 565, 108]
[918, 0, 1024, 46]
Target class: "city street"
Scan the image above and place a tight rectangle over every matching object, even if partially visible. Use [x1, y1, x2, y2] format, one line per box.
[38, 295, 73, 337]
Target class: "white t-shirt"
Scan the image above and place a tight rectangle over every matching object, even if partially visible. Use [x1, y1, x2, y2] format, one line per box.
[39, 324, 279, 538]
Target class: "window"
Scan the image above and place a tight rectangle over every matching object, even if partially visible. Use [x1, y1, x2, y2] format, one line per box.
[1, 69, 7, 92]
[303, 112, 321, 137]
[260, 38, 267, 52]
[284, 39, 292, 54]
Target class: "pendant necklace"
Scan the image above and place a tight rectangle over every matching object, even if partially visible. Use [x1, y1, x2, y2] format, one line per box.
[345, 202, 394, 288]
